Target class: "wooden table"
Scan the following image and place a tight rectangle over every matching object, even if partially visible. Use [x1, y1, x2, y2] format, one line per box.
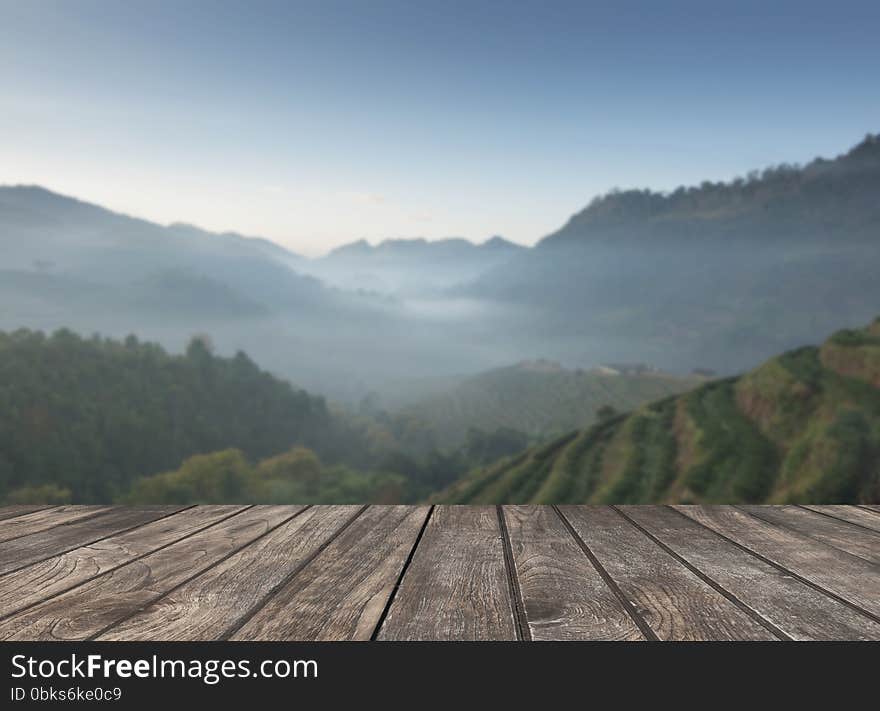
[0, 504, 878, 641]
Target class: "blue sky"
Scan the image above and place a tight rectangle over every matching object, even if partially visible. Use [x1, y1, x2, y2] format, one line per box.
[2, 0, 878, 255]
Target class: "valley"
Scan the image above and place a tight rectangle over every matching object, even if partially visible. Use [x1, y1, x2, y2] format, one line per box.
[438, 319, 880, 504]
[2, 134, 880, 504]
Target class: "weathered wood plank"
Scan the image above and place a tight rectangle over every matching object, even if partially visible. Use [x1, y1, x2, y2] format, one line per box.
[801, 505, 880, 533]
[857, 505, 880, 514]
[377, 506, 517, 641]
[0, 506, 246, 619]
[0, 504, 874, 642]
[621, 506, 880, 640]
[559, 506, 777, 640]
[502, 506, 644, 640]
[99, 506, 362, 640]
[0, 506, 54, 523]
[0, 506, 303, 640]
[676, 505, 880, 618]
[233, 506, 429, 641]
[0, 507, 183, 575]
[741, 505, 880, 566]
[0, 506, 115, 543]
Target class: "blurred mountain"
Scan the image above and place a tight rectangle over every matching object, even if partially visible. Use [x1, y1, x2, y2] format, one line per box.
[301, 235, 525, 295]
[401, 360, 702, 448]
[456, 134, 880, 374]
[4, 133, 879, 402]
[0, 185, 326, 312]
[0, 186, 518, 398]
[437, 317, 880, 504]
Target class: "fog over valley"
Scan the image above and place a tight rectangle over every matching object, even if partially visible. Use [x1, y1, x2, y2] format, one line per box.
[3, 134, 880, 506]
[4, 135, 880, 408]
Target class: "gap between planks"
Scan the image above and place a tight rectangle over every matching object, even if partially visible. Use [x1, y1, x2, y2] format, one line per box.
[0, 506, 118, 545]
[369, 505, 435, 641]
[219, 505, 368, 640]
[0, 506, 253, 622]
[5, 506, 878, 642]
[668, 506, 880, 626]
[0, 506, 195, 576]
[795, 504, 880, 534]
[552, 505, 658, 641]
[610, 506, 790, 640]
[496, 506, 532, 642]
[85, 506, 315, 640]
[0, 506, 57, 523]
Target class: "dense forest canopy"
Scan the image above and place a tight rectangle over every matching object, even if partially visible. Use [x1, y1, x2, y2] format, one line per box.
[0, 329, 536, 504]
[0, 329, 340, 502]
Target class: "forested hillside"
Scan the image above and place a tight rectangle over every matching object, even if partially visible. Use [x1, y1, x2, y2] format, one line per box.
[0, 329, 361, 502]
[0, 329, 533, 504]
[402, 361, 702, 447]
[437, 318, 880, 504]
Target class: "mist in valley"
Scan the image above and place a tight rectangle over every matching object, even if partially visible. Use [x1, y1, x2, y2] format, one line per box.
[3, 133, 880, 505]
[4, 132, 880, 412]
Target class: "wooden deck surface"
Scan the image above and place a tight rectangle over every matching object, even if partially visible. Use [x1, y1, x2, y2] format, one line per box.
[0, 504, 878, 641]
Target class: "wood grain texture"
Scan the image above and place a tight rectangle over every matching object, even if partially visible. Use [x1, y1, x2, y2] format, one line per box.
[0, 506, 303, 640]
[0, 506, 53, 523]
[0, 506, 115, 543]
[860, 505, 880, 513]
[622, 506, 880, 640]
[0, 505, 876, 642]
[233, 505, 430, 641]
[377, 506, 517, 641]
[741, 505, 880, 566]
[676, 505, 880, 618]
[0, 507, 182, 575]
[0, 506, 246, 619]
[502, 506, 644, 640]
[559, 506, 776, 640]
[800, 505, 880, 533]
[99, 505, 361, 640]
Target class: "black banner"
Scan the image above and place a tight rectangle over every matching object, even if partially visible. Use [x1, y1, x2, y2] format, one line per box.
[2, 641, 873, 706]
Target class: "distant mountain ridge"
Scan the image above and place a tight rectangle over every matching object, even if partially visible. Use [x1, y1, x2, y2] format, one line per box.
[0, 184, 525, 398]
[302, 234, 525, 296]
[4, 132, 880, 399]
[437, 318, 880, 505]
[326, 235, 523, 259]
[455, 133, 880, 376]
[1, 186, 304, 261]
[0, 185, 318, 304]
[0, 183, 357, 379]
[165, 221, 304, 262]
[540, 133, 880, 248]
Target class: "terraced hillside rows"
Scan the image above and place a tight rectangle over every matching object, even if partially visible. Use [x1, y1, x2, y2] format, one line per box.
[437, 319, 880, 504]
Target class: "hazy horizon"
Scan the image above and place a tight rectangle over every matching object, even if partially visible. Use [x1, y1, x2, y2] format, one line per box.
[3, 0, 879, 255]
[2, 118, 876, 258]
